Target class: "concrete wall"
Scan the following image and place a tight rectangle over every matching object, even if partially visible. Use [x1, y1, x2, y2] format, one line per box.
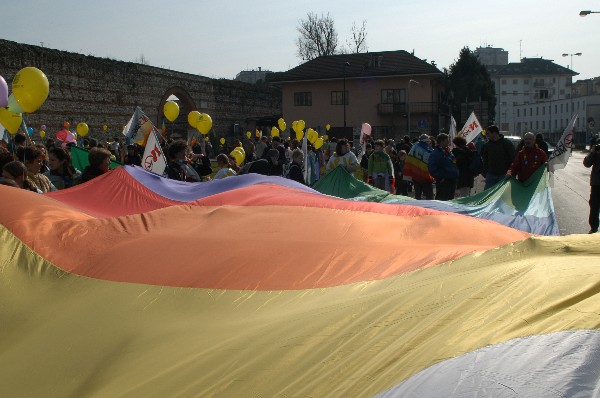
[0, 39, 281, 140]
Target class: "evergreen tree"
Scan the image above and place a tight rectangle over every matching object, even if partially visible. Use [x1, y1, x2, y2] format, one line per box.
[448, 47, 496, 125]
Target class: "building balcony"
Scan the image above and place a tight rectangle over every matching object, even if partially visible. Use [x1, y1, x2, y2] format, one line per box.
[378, 103, 407, 115]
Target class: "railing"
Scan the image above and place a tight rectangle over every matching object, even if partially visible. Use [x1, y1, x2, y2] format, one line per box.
[377, 103, 407, 115]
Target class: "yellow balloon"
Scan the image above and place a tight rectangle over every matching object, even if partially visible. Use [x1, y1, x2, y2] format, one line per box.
[297, 120, 305, 133]
[40, 130, 46, 139]
[271, 126, 279, 137]
[197, 113, 213, 135]
[307, 128, 319, 144]
[188, 111, 201, 128]
[76, 122, 89, 137]
[230, 149, 245, 166]
[295, 130, 304, 141]
[326, 124, 331, 131]
[323, 135, 329, 141]
[255, 130, 261, 138]
[163, 101, 180, 122]
[235, 146, 245, 156]
[0, 108, 23, 134]
[11, 67, 49, 113]
[220, 137, 225, 145]
[278, 118, 286, 131]
[246, 131, 252, 139]
[102, 124, 108, 131]
[314, 137, 324, 150]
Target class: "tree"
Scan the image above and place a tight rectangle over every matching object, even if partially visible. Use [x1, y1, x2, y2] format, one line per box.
[296, 12, 339, 61]
[448, 47, 496, 125]
[346, 20, 368, 54]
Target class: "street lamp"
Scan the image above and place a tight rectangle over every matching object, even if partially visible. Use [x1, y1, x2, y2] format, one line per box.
[343, 61, 350, 131]
[580, 10, 600, 16]
[562, 52, 582, 70]
[407, 79, 419, 134]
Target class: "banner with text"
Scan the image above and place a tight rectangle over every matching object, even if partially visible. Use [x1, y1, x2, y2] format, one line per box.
[461, 111, 483, 144]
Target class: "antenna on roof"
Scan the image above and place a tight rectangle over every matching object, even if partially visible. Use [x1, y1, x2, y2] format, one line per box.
[519, 40, 522, 61]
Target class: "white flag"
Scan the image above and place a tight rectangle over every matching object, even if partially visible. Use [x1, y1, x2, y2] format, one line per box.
[548, 114, 578, 173]
[449, 115, 457, 148]
[461, 111, 483, 144]
[141, 130, 168, 175]
[302, 128, 308, 181]
[122, 107, 157, 146]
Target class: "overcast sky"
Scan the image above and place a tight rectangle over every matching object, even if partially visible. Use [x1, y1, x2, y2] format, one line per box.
[1, 0, 598, 81]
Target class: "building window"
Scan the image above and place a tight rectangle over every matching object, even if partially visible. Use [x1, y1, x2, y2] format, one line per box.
[530, 121, 533, 129]
[536, 121, 539, 129]
[512, 91, 518, 96]
[502, 79, 507, 85]
[525, 91, 530, 96]
[524, 79, 529, 85]
[380, 89, 405, 104]
[513, 79, 518, 85]
[542, 106, 545, 115]
[331, 91, 349, 105]
[555, 104, 558, 113]
[294, 92, 312, 106]
[539, 90, 549, 99]
[530, 108, 533, 116]
[555, 120, 558, 129]
[501, 91, 507, 96]
[536, 107, 539, 116]
[517, 109, 520, 117]
[560, 104, 563, 112]
[542, 121, 545, 129]
[560, 89, 565, 95]
[513, 101, 518, 106]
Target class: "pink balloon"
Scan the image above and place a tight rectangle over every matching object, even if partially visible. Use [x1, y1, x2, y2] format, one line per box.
[0, 75, 8, 108]
[361, 123, 372, 136]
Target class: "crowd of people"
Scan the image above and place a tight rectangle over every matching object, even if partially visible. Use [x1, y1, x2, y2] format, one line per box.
[2, 126, 598, 234]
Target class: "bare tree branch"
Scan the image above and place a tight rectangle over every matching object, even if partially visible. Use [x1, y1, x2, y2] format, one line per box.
[296, 12, 339, 61]
[347, 20, 368, 54]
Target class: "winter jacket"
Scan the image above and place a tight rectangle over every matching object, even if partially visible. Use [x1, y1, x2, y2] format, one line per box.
[482, 135, 516, 176]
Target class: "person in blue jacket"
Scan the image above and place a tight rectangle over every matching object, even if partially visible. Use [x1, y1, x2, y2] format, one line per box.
[428, 133, 459, 201]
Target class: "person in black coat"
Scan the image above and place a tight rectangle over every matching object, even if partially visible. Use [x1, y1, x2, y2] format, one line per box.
[287, 149, 306, 185]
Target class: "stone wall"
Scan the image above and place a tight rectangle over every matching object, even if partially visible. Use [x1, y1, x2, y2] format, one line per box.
[0, 39, 281, 140]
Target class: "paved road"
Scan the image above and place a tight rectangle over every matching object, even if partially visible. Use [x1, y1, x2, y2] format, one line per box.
[551, 150, 592, 235]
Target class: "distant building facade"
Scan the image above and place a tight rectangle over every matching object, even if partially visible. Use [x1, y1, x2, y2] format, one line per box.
[475, 46, 508, 67]
[235, 68, 273, 84]
[475, 46, 600, 142]
[267, 51, 447, 141]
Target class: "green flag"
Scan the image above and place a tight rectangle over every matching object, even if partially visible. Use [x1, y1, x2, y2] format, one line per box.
[70, 146, 123, 171]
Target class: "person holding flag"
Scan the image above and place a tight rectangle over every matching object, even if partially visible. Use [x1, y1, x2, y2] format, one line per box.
[506, 132, 547, 183]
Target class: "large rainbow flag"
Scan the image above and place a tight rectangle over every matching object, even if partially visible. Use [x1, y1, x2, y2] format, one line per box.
[1, 167, 599, 397]
[313, 165, 559, 236]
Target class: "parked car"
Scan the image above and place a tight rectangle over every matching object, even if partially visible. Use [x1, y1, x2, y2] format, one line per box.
[504, 135, 523, 149]
[504, 135, 554, 157]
